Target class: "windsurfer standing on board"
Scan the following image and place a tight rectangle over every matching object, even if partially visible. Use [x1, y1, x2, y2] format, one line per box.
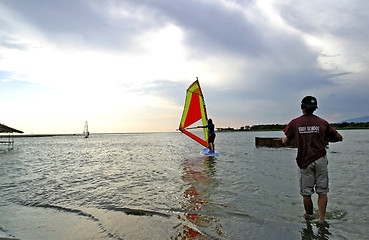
[197, 119, 216, 153]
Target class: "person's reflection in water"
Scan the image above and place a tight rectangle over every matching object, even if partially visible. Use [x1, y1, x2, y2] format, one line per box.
[301, 219, 331, 240]
[172, 156, 228, 239]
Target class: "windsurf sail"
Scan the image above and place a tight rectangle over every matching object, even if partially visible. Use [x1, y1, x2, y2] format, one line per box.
[179, 79, 209, 147]
[83, 121, 89, 138]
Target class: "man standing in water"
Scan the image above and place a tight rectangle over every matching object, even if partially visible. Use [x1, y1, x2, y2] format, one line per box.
[198, 119, 216, 153]
[280, 96, 343, 224]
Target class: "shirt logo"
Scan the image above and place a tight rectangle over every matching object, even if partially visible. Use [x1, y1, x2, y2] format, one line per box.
[298, 126, 320, 134]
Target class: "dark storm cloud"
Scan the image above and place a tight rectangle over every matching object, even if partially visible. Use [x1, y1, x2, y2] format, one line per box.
[141, 0, 264, 56]
[0, 0, 161, 50]
[117, 0, 368, 123]
[5, 0, 261, 56]
[1, 0, 318, 67]
[119, 0, 284, 57]
[279, 1, 369, 37]
[273, 0, 369, 121]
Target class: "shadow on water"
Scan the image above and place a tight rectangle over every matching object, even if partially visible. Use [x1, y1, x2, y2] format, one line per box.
[301, 220, 331, 240]
[172, 156, 229, 239]
[300, 207, 347, 240]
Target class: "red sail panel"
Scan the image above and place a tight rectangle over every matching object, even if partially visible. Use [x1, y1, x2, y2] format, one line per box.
[182, 91, 202, 128]
[180, 129, 208, 147]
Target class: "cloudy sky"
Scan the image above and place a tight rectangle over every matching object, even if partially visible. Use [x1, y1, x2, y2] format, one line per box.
[1, 0, 368, 134]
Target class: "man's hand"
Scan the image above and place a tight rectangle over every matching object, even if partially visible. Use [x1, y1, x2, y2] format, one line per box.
[276, 137, 289, 145]
[326, 133, 343, 142]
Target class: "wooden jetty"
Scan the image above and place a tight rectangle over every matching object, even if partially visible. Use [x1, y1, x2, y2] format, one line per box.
[255, 137, 297, 148]
[0, 123, 23, 150]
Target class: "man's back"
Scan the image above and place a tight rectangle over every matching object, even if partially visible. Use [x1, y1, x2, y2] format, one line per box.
[285, 114, 338, 168]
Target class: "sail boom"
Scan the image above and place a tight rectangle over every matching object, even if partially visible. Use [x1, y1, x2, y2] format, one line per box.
[179, 128, 208, 147]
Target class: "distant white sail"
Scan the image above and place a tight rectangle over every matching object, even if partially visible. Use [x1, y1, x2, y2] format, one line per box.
[83, 121, 89, 138]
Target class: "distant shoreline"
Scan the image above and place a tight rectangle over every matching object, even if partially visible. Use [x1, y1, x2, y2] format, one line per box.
[216, 127, 369, 132]
[0, 134, 82, 138]
[0, 132, 169, 138]
[1, 122, 368, 138]
[217, 122, 369, 132]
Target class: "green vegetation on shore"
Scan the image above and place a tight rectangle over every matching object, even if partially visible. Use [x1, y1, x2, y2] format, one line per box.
[217, 122, 369, 132]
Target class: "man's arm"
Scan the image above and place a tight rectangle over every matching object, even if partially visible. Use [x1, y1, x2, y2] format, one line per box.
[327, 132, 343, 142]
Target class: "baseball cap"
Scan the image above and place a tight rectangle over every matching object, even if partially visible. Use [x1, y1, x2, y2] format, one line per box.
[301, 96, 318, 109]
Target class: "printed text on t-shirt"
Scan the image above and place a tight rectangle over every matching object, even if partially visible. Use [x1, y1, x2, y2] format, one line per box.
[298, 126, 320, 134]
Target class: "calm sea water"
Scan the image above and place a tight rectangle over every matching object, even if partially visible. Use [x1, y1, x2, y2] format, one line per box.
[0, 130, 368, 239]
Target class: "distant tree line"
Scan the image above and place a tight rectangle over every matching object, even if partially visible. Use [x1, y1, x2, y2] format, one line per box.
[217, 124, 286, 132]
[248, 124, 286, 131]
[217, 122, 369, 132]
[331, 122, 369, 129]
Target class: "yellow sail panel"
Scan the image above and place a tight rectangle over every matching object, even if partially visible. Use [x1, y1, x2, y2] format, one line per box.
[199, 95, 209, 143]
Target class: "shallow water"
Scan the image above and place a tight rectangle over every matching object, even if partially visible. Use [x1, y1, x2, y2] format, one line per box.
[0, 130, 368, 239]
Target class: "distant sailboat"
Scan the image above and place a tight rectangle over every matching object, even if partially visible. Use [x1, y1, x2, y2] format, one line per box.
[83, 121, 89, 138]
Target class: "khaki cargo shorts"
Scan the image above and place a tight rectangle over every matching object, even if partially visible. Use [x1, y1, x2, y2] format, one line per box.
[299, 156, 329, 196]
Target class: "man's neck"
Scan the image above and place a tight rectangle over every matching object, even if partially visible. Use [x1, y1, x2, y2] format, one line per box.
[302, 109, 315, 116]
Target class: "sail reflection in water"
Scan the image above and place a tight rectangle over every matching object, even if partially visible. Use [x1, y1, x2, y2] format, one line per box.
[173, 156, 229, 239]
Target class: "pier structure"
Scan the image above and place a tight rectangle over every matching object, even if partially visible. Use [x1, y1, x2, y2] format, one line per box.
[255, 137, 297, 148]
[0, 123, 23, 150]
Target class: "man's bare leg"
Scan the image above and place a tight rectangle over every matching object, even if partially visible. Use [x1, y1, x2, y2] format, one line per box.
[318, 193, 328, 223]
[303, 195, 314, 219]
